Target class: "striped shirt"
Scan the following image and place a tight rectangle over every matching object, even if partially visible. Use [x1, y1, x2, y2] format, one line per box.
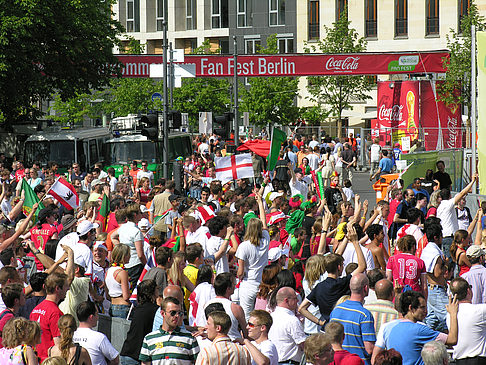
[195, 335, 251, 365]
[364, 299, 399, 333]
[139, 326, 199, 365]
[330, 300, 376, 365]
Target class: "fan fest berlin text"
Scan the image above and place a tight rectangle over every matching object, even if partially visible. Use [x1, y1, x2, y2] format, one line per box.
[200, 57, 296, 76]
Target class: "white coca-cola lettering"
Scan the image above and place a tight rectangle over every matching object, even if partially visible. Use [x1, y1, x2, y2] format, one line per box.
[446, 116, 458, 148]
[379, 104, 404, 122]
[325, 57, 360, 71]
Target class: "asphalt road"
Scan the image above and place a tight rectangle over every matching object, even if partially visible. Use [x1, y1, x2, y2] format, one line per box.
[350, 170, 378, 208]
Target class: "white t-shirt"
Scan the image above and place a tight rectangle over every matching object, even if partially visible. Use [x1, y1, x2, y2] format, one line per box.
[306, 153, 320, 171]
[206, 236, 230, 274]
[309, 141, 319, 149]
[73, 327, 119, 365]
[198, 143, 209, 155]
[343, 187, 355, 202]
[370, 144, 382, 162]
[341, 243, 375, 275]
[235, 230, 270, 282]
[189, 282, 216, 327]
[185, 226, 210, 257]
[446, 303, 486, 360]
[55, 232, 93, 277]
[109, 176, 118, 192]
[289, 178, 309, 198]
[136, 170, 154, 187]
[118, 221, 144, 268]
[252, 340, 279, 365]
[437, 199, 458, 237]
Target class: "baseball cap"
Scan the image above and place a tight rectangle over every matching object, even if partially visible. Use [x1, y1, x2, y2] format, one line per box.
[466, 245, 486, 258]
[93, 241, 108, 251]
[138, 218, 152, 229]
[91, 179, 104, 187]
[395, 143, 401, 147]
[269, 192, 284, 202]
[76, 220, 99, 236]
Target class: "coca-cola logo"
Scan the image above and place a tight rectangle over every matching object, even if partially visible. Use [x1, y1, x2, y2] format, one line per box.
[446, 116, 458, 148]
[379, 104, 404, 122]
[325, 57, 360, 71]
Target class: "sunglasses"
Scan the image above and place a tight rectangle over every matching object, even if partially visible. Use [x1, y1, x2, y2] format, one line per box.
[247, 322, 261, 328]
[166, 310, 183, 317]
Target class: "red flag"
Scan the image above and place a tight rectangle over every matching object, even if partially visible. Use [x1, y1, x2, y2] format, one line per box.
[96, 194, 110, 231]
[48, 177, 79, 210]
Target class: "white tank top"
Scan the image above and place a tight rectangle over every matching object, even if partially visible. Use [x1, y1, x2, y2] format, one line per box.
[205, 297, 241, 340]
[105, 266, 123, 298]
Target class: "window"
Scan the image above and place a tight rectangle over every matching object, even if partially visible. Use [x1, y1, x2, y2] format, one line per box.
[156, 0, 164, 31]
[238, 0, 252, 28]
[426, 0, 439, 35]
[245, 38, 261, 54]
[186, 0, 197, 30]
[126, 0, 139, 32]
[395, 0, 408, 36]
[278, 37, 294, 53]
[269, 0, 286, 26]
[336, 0, 348, 21]
[365, 0, 377, 38]
[309, 0, 319, 39]
[212, 0, 229, 28]
[459, 0, 471, 31]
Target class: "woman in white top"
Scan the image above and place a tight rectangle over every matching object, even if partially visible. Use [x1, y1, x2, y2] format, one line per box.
[320, 147, 335, 187]
[236, 191, 270, 320]
[302, 255, 327, 334]
[106, 244, 131, 319]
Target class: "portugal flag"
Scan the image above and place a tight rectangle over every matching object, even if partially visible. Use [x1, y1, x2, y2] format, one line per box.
[21, 179, 45, 221]
[96, 194, 110, 231]
[267, 128, 287, 171]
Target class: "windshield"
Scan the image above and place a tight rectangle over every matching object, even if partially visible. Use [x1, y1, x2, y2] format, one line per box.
[105, 141, 157, 165]
[24, 141, 75, 167]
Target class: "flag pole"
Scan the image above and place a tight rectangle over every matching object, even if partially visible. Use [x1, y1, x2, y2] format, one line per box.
[39, 176, 60, 202]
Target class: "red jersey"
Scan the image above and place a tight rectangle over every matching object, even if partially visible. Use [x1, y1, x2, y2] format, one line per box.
[388, 199, 401, 228]
[129, 168, 139, 188]
[386, 252, 426, 292]
[29, 224, 57, 271]
[30, 299, 63, 362]
[139, 188, 151, 204]
[332, 350, 364, 365]
[15, 169, 25, 182]
[106, 212, 119, 233]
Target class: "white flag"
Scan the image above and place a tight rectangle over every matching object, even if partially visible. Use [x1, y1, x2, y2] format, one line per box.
[214, 153, 254, 185]
[48, 177, 79, 210]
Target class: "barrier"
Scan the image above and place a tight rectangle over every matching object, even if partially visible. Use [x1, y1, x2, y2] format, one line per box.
[95, 314, 131, 353]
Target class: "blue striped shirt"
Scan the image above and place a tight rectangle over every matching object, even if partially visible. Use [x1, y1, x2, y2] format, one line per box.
[330, 300, 376, 365]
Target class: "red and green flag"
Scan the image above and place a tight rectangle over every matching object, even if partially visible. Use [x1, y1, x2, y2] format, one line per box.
[267, 128, 287, 171]
[96, 194, 110, 231]
[21, 178, 45, 221]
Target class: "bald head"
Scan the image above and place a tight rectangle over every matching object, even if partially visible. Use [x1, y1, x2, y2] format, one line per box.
[349, 273, 369, 294]
[163, 285, 184, 303]
[276, 287, 295, 304]
[375, 279, 394, 301]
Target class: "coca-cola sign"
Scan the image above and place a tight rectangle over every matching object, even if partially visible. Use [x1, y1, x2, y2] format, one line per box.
[379, 104, 404, 122]
[325, 57, 360, 72]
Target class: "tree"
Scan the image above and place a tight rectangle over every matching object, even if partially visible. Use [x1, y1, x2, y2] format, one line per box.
[239, 34, 300, 127]
[304, 10, 373, 138]
[172, 40, 231, 129]
[437, 1, 485, 116]
[0, 0, 124, 128]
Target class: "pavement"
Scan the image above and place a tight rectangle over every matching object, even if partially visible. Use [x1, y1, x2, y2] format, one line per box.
[350, 170, 378, 207]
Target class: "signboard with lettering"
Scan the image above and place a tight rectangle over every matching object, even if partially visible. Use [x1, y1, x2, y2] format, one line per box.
[116, 52, 448, 78]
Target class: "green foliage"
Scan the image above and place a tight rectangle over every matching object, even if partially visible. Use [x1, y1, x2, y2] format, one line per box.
[47, 93, 95, 125]
[304, 10, 373, 136]
[437, 1, 486, 114]
[299, 106, 330, 125]
[239, 34, 300, 127]
[172, 39, 231, 129]
[0, 0, 123, 126]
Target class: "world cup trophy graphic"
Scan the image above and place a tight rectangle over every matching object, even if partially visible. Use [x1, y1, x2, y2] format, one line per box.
[406, 90, 418, 140]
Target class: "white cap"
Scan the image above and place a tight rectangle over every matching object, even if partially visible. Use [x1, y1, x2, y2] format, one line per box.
[269, 192, 284, 202]
[268, 247, 283, 262]
[76, 220, 99, 236]
[93, 241, 108, 251]
[138, 218, 152, 229]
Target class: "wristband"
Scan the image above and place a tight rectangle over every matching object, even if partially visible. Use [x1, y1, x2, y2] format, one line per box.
[321, 230, 328, 233]
[261, 182, 266, 187]
[361, 216, 366, 219]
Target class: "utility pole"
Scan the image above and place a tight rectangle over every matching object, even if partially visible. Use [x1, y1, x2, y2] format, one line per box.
[233, 36, 239, 146]
[162, 0, 169, 178]
[169, 42, 174, 109]
[471, 24, 477, 191]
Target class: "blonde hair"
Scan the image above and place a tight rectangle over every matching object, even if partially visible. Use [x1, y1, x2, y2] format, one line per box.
[428, 190, 441, 209]
[304, 333, 333, 363]
[42, 357, 68, 365]
[334, 295, 350, 308]
[111, 244, 130, 265]
[167, 251, 186, 286]
[58, 314, 77, 361]
[243, 218, 263, 246]
[304, 255, 326, 289]
[139, 177, 150, 187]
[2, 317, 41, 348]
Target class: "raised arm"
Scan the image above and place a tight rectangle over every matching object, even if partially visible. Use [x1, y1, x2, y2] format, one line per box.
[0, 203, 39, 252]
[255, 192, 268, 231]
[317, 211, 332, 255]
[347, 224, 367, 275]
[454, 173, 478, 205]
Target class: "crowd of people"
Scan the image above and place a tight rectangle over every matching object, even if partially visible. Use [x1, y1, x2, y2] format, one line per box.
[0, 130, 481, 365]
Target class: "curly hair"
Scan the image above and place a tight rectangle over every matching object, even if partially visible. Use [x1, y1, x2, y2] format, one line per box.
[58, 314, 77, 361]
[2, 317, 40, 348]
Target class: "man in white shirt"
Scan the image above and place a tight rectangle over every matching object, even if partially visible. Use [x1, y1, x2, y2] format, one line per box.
[198, 138, 210, 155]
[462, 245, 486, 304]
[74, 300, 119, 365]
[289, 164, 309, 198]
[183, 215, 210, 255]
[448, 277, 486, 363]
[206, 217, 236, 274]
[368, 138, 381, 177]
[396, 208, 424, 244]
[136, 160, 154, 188]
[436, 173, 477, 260]
[268, 287, 307, 363]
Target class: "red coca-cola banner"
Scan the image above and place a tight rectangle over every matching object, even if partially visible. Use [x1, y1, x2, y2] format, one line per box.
[420, 81, 462, 149]
[377, 81, 420, 145]
[116, 51, 448, 78]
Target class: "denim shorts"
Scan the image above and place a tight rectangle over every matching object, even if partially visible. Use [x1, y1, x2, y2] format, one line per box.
[110, 304, 131, 319]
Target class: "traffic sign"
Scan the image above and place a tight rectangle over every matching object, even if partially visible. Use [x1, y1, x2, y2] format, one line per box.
[151, 92, 162, 102]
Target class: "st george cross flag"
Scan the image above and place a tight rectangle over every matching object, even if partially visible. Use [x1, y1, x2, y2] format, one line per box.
[214, 153, 254, 185]
[49, 177, 79, 210]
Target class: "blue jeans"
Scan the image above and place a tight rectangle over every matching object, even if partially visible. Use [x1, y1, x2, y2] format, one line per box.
[189, 186, 201, 199]
[110, 304, 131, 319]
[425, 285, 448, 332]
[120, 355, 140, 365]
[442, 236, 453, 262]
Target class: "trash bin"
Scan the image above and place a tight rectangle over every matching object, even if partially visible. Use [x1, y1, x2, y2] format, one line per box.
[372, 173, 399, 203]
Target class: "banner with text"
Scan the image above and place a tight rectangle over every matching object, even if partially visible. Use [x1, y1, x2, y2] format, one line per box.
[116, 52, 448, 78]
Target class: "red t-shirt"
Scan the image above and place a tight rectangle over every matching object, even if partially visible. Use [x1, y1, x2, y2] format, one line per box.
[29, 224, 57, 270]
[388, 199, 401, 228]
[106, 212, 119, 233]
[30, 299, 63, 362]
[15, 169, 25, 182]
[0, 309, 14, 348]
[386, 252, 426, 292]
[332, 349, 364, 365]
